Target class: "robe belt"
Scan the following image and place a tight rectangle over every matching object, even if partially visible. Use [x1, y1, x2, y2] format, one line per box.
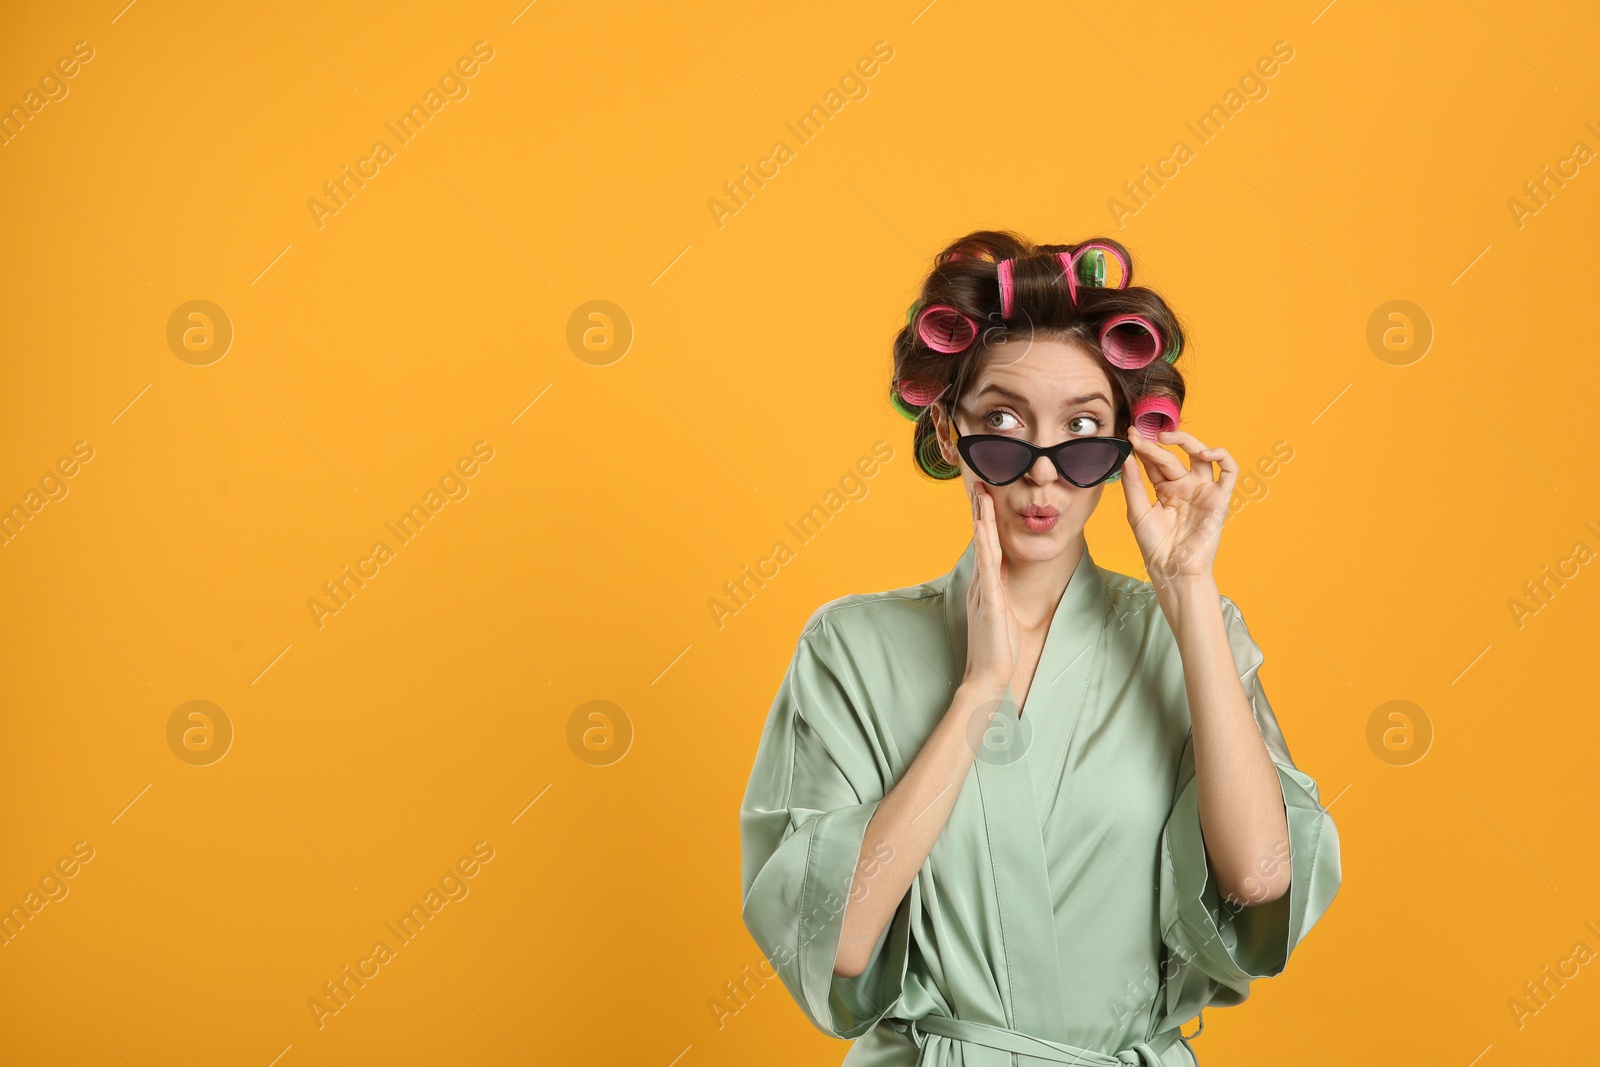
[891, 1014, 1184, 1067]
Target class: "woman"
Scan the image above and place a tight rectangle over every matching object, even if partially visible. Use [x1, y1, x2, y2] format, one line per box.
[738, 231, 1341, 1066]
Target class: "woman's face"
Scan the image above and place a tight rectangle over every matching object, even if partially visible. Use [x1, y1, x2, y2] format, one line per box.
[934, 338, 1120, 565]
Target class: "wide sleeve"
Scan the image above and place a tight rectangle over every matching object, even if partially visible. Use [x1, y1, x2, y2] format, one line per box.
[738, 615, 914, 1039]
[1155, 595, 1342, 1018]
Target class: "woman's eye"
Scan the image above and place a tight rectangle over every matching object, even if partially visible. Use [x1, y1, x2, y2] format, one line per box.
[985, 410, 1021, 431]
[1068, 414, 1103, 435]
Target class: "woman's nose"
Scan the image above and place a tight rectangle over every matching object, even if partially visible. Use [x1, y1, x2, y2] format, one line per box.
[1024, 451, 1059, 484]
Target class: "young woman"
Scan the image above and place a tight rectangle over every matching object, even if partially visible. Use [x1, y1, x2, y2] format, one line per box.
[739, 231, 1341, 1066]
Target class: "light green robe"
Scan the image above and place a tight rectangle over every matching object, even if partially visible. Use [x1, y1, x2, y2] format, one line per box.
[739, 538, 1342, 1066]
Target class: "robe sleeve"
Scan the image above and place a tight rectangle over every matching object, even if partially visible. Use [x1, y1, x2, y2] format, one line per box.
[738, 614, 914, 1039]
[1156, 595, 1342, 1013]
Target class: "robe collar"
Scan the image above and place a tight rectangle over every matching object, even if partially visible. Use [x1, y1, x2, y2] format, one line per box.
[942, 535, 1108, 691]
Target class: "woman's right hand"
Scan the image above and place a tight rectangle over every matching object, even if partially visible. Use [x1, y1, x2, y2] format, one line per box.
[962, 481, 1020, 694]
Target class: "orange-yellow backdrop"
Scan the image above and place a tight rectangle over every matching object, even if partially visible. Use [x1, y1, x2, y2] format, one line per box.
[3, 1, 1598, 1064]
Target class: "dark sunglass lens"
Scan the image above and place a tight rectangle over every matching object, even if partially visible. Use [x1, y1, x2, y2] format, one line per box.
[967, 439, 1033, 484]
[1059, 439, 1124, 485]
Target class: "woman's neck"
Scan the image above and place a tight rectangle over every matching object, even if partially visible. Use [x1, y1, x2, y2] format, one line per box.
[1002, 536, 1085, 633]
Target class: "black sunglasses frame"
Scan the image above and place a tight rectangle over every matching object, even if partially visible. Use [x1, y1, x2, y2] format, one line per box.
[950, 423, 1133, 488]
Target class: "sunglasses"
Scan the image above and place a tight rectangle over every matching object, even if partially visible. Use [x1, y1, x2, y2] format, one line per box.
[949, 417, 1132, 488]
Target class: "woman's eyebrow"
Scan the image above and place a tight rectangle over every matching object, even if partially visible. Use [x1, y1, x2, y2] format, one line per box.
[1065, 392, 1113, 408]
[974, 383, 1111, 408]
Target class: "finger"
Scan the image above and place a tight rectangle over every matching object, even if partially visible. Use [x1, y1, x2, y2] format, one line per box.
[1157, 429, 1210, 455]
[1128, 425, 1187, 484]
[970, 483, 986, 589]
[972, 483, 997, 596]
[986, 493, 1012, 615]
[1119, 446, 1151, 523]
[978, 485, 1005, 595]
[1160, 431, 1240, 491]
[1155, 430, 1221, 483]
[1209, 446, 1239, 501]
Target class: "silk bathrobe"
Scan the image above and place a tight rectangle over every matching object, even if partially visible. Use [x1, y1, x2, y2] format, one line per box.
[739, 538, 1341, 1066]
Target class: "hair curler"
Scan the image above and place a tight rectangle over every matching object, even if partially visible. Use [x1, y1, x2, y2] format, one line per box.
[996, 259, 1016, 320]
[916, 305, 978, 353]
[1055, 242, 1132, 307]
[1074, 248, 1106, 288]
[891, 377, 948, 421]
[1099, 314, 1163, 369]
[939, 245, 997, 265]
[1130, 393, 1180, 438]
[896, 377, 946, 407]
[1051, 252, 1081, 307]
[1068, 243, 1132, 292]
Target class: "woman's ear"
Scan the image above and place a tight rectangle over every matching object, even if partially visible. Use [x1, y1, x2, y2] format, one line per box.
[929, 403, 957, 465]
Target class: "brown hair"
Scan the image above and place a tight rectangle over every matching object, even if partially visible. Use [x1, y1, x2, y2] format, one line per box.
[890, 230, 1189, 480]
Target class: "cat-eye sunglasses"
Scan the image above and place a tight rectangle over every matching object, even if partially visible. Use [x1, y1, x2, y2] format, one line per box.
[948, 419, 1132, 488]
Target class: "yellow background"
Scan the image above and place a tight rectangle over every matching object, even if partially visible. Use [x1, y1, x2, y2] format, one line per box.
[2, 1, 1598, 1064]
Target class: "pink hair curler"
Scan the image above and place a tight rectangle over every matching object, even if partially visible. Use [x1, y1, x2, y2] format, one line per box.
[1130, 393, 1180, 438]
[1099, 314, 1163, 369]
[896, 377, 947, 407]
[1052, 252, 1081, 307]
[996, 259, 1016, 320]
[916, 304, 978, 353]
[940, 246, 996, 265]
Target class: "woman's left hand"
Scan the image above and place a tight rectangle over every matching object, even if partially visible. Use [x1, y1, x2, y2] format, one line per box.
[1119, 426, 1238, 591]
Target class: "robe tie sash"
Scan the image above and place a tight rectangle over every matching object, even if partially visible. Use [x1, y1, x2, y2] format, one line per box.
[892, 1014, 1185, 1066]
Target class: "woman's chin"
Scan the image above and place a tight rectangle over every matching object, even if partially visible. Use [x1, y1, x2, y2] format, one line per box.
[999, 521, 1073, 561]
